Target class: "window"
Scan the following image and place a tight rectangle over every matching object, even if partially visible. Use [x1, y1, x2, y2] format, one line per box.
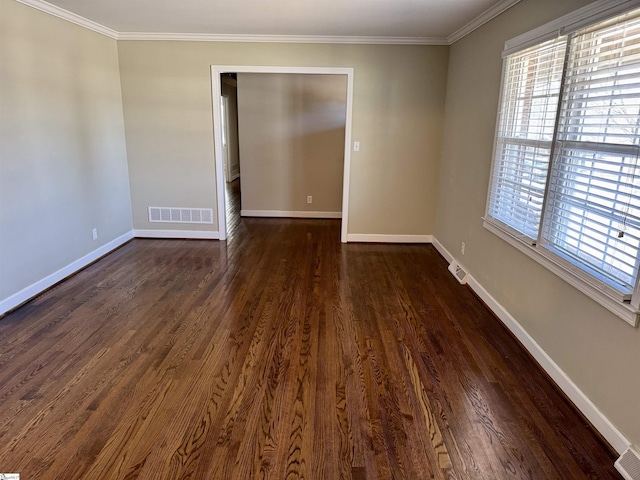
[487, 37, 567, 241]
[485, 4, 640, 325]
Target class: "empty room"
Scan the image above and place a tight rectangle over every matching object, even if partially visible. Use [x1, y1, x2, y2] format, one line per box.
[1, 0, 640, 478]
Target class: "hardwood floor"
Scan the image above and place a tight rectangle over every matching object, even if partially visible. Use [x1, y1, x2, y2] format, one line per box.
[0, 186, 619, 479]
[225, 178, 242, 239]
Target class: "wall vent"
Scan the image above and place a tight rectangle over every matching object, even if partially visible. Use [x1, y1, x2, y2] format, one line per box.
[148, 207, 214, 224]
[448, 259, 469, 285]
[616, 447, 640, 480]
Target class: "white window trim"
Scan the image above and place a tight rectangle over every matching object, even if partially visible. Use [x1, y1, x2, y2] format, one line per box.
[502, 0, 640, 56]
[484, 0, 640, 328]
[483, 219, 639, 327]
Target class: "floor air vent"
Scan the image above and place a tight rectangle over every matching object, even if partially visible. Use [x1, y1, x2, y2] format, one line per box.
[616, 448, 640, 480]
[148, 207, 214, 224]
[448, 259, 469, 285]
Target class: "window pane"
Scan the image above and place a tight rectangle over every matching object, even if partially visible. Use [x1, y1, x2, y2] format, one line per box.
[487, 38, 567, 239]
[542, 8, 640, 293]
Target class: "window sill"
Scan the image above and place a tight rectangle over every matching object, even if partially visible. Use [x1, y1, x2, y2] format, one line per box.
[483, 219, 639, 327]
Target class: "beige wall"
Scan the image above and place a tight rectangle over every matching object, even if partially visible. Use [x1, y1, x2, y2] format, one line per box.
[117, 41, 449, 234]
[0, 0, 132, 301]
[237, 73, 346, 215]
[435, 0, 640, 448]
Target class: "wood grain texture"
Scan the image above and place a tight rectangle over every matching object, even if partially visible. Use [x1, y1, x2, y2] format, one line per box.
[0, 183, 619, 479]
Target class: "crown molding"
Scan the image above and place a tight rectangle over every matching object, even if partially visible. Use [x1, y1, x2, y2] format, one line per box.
[557, 0, 640, 35]
[116, 32, 448, 45]
[503, 0, 640, 56]
[447, 0, 522, 44]
[16, 0, 521, 46]
[15, 0, 118, 39]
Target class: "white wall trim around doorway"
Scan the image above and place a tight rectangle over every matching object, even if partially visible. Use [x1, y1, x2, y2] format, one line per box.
[210, 65, 354, 242]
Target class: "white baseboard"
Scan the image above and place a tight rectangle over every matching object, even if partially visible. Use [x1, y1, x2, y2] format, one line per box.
[432, 237, 454, 262]
[133, 229, 219, 239]
[432, 237, 630, 454]
[346, 234, 433, 243]
[240, 210, 342, 219]
[0, 230, 134, 315]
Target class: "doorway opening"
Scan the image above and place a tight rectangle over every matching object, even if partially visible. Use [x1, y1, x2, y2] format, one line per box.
[211, 66, 354, 242]
[220, 73, 242, 238]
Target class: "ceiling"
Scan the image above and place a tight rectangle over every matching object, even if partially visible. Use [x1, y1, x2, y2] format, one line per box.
[24, 0, 521, 43]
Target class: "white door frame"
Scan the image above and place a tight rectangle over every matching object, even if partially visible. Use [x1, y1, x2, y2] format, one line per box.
[210, 65, 354, 242]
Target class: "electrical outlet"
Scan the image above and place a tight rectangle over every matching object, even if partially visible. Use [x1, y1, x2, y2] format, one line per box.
[461, 242, 465, 255]
[307, 196, 313, 204]
[92, 228, 98, 240]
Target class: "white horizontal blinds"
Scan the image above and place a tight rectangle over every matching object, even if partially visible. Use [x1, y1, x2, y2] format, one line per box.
[487, 38, 567, 240]
[542, 8, 640, 294]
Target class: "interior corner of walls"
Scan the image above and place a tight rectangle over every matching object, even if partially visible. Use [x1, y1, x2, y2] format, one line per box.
[431, 236, 454, 263]
[13, 0, 119, 39]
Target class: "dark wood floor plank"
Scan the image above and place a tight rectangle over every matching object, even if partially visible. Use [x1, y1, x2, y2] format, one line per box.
[0, 182, 620, 479]
[335, 277, 381, 480]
